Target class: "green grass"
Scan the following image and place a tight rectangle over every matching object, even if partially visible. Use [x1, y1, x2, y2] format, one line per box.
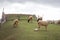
[0, 20, 60, 40]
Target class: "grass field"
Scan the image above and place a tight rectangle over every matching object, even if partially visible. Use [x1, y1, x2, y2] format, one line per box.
[0, 20, 60, 40]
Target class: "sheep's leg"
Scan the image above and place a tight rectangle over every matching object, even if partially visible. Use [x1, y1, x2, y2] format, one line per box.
[38, 24, 41, 30]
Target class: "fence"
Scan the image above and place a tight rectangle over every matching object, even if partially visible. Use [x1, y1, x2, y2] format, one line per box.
[5, 14, 37, 21]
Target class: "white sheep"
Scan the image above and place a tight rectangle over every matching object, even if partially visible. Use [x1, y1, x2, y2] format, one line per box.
[37, 20, 48, 31]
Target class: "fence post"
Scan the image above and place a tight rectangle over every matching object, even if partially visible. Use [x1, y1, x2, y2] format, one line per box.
[0, 19, 1, 27]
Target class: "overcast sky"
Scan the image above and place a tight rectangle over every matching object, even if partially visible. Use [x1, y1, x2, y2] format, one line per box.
[0, 0, 60, 20]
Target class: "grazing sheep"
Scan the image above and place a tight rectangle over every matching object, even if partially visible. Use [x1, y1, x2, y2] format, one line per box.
[28, 16, 33, 23]
[13, 19, 19, 28]
[37, 20, 48, 31]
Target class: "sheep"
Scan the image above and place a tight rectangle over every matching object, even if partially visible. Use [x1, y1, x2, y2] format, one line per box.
[28, 16, 33, 23]
[37, 20, 48, 31]
[13, 19, 19, 28]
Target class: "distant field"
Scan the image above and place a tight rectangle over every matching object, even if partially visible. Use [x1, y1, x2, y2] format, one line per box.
[0, 20, 60, 40]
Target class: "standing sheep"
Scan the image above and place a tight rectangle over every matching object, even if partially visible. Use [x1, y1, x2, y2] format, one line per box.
[37, 17, 48, 31]
[37, 20, 48, 31]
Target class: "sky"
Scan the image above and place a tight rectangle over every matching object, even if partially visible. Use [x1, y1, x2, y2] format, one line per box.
[0, 0, 60, 20]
